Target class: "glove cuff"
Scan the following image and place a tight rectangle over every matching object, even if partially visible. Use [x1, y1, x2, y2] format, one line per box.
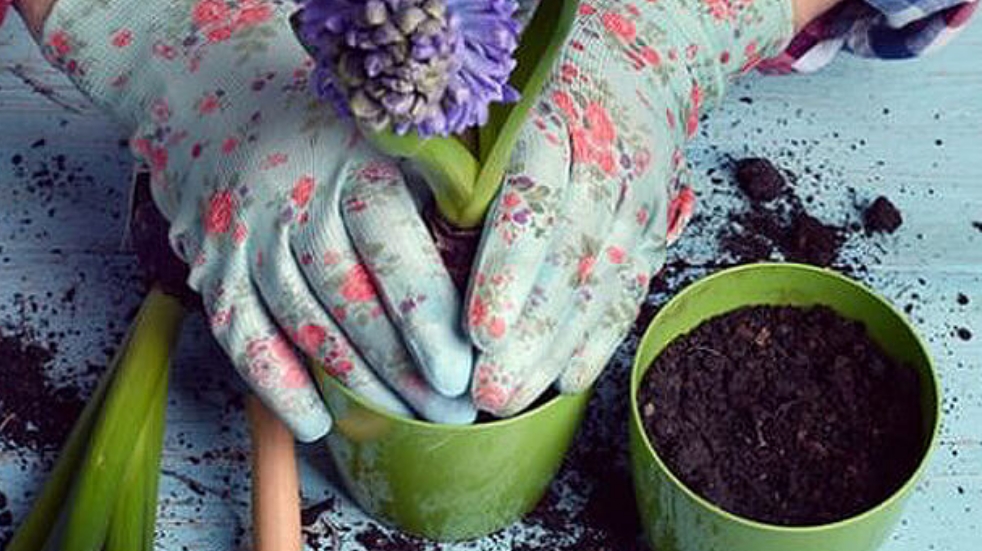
[666, 0, 796, 110]
[41, 0, 169, 129]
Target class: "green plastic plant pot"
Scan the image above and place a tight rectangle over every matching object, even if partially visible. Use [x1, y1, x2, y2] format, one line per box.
[317, 372, 591, 541]
[629, 263, 941, 551]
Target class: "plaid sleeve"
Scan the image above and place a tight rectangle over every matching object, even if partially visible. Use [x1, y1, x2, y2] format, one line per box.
[0, 0, 12, 28]
[758, 0, 978, 73]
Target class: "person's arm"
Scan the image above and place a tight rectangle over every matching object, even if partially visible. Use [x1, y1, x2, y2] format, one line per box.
[793, 0, 845, 29]
[764, 0, 979, 73]
[11, 0, 843, 40]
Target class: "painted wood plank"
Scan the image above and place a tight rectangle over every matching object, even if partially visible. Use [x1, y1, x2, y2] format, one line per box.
[1, 10, 980, 551]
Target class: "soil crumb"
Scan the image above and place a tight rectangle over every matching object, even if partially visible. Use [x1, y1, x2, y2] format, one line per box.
[720, 157, 905, 269]
[735, 158, 785, 202]
[864, 196, 903, 234]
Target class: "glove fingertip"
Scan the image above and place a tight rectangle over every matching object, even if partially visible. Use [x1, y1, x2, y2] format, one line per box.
[292, 410, 334, 443]
[419, 397, 478, 425]
[404, 320, 474, 398]
[470, 359, 518, 417]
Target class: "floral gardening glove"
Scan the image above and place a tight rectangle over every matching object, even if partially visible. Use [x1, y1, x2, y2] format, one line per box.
[467, 0, 795, 416]
[41, 0, 477, 441]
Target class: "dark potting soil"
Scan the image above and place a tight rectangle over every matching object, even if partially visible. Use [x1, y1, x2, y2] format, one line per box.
[0, 489, 10, 546]
[638, 305, 924, 526]
[130, 171, 199, 307]
[0, 329, 86, 451]
[424, 205, 481, 292]
[720, 157, 904, 268]
[735, 158, 786, 202]
[864, 196, 903, 235]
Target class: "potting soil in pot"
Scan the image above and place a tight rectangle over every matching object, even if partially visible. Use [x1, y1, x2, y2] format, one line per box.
[638, 305, 924, 526]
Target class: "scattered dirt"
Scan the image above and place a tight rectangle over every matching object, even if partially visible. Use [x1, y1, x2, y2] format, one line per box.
[786, 212, 845, 266]
[638, 305, 924, 526]
[864, 196, 903, 234]
[0, 328, 86, 452]
[719, 157, 908, 268]
[0, 489, 10, 549]
[424, 205, 481, 292]
[735, 158, 786, 202]
[354, 524, 433, 551]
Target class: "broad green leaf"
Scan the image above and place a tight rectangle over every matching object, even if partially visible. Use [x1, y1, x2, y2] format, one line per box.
[459, 0, 580, 228]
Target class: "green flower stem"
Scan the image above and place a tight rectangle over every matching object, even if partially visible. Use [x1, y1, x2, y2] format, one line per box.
[105, 355, 168, 551]
[104, 367, 165, 551]
[61, 288, 185, 551]
[411, 137, 480, 224]
[369, 0, 580, 229]
[141, 375, 168, 551]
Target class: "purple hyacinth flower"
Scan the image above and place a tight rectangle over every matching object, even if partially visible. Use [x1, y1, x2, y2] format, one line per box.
[296, 0, 521, 137]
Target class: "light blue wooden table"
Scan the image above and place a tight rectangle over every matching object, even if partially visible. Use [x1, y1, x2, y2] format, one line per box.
[1, 13, 979, 551]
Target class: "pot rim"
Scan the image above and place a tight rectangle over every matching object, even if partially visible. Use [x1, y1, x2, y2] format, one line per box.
[318, 368, 588, 435]
[629, 262, 942, 534]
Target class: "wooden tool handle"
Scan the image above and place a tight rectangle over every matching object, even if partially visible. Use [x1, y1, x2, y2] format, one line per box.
[246, 395, 302, 551]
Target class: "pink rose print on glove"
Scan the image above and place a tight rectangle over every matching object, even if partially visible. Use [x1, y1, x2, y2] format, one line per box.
[295, 323, 327, 353]
[280, 363, 310, 389]
[469, 295, 488, 329]
[560, 98, 618, 175]
[340, 263, 377, 302]
[473, 363, 515, 412]
[321, 333, 355, 381]
[222, 137, 239, 154]
[291, 176, 315, 207]
[666, 186, 695, 244]
[705, 0, 735, 21]
[577, 254, 597, 284]
[640, 46, 661, 67]
[686, 82, 703, 137]
[246, 334, 298, 389]
[197, 93, 221, 115]
[112, 30, 133, 48]
[602, 11, 637, 42]
[48, 30, 72, 56]
[192, 0, 229, 26]
[233, 0, 273, 28]
[192, 0, 271, 44]
[741, 40, 763, 73]
[205, 189, 236, 235]
[606, 245, 627, 265]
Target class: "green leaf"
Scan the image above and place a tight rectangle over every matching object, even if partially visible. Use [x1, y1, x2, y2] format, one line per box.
[479, 1, 577, 161]
[60, 289, 185, 551]
[369, 131, 478, 222]
[458, 0, 580, 228]
[104, 368, 167, 551]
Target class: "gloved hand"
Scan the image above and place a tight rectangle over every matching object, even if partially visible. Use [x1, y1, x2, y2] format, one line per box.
[466, 0, 795, 416]
[41, 0, 476, 441]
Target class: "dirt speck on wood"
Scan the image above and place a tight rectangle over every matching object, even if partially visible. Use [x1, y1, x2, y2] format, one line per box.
[0, 328, 86, 452]
[863, 196, 903, 235]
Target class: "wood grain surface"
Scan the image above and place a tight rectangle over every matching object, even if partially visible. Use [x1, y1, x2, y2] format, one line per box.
[1, 13, 979, 551]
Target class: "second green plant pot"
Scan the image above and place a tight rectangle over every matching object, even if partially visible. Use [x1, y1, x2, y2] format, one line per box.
[318, 373, 590, 541]
[629, 263, 940, 551]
